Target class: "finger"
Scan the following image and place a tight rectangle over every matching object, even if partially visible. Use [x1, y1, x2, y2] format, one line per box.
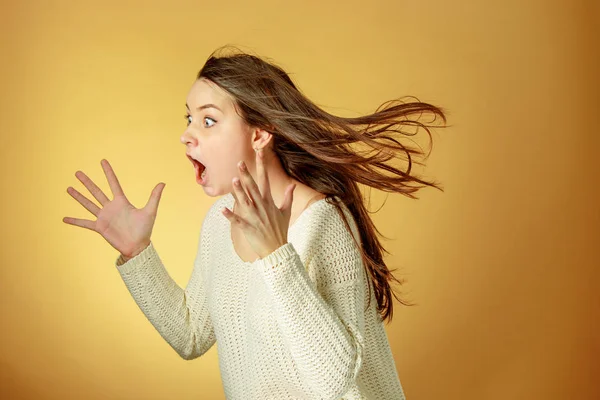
[232, 176, 254, 209]
[230, 187, 240, 210]
[75, 169, 110, 206]
[62, 216, 96, 231]
[101, 159, 125, 198]
[67, 186, 101, 217]
[144, 182, 166, 215]
[238, 161, 262, 211]
[256, 149, 271, 202]
[221, 207, 250, 229]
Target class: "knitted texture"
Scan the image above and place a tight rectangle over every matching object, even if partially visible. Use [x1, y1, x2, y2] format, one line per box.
[116, 193, 406, 400]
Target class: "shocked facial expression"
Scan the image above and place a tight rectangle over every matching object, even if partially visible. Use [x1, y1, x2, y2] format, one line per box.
[180, 78, 255, 197]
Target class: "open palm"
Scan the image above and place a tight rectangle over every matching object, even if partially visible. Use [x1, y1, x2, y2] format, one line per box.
[63, 159, 166, 259]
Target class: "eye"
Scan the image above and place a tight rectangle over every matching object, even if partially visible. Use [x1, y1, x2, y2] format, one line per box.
[183, 114, 216, 128]
[203, 116, 216, 128]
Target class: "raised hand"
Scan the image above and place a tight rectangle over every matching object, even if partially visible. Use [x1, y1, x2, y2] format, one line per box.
[63, 159, 166, 259]
[221, 149, 297, 259]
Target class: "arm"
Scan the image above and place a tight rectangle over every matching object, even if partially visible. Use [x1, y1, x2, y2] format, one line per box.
[115, 215, 217, 360]
[252, 209, 366, 399]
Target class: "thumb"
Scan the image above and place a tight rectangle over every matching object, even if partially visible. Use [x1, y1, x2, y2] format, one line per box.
[145, 182, 166, 214]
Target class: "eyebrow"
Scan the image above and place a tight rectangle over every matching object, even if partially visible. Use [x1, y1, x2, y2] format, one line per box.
[185, 103, 223, 112]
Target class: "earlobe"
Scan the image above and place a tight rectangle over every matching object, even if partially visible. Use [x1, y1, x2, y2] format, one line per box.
[252, 127, 274, 150]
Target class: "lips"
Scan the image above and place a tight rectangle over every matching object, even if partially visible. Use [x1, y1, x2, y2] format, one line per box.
[186, 154, 204, 169]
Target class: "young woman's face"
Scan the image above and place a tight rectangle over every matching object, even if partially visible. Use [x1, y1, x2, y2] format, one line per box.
[180, 78, 254, 197]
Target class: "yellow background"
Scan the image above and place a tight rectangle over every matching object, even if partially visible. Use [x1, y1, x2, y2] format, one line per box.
[1, 0, 598, 399]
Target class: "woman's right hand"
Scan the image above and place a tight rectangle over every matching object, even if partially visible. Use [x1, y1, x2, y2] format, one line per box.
[63, 159, 167, 259]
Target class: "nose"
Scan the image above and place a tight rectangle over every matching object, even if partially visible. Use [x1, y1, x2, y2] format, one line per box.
[180, 129, 196, 146]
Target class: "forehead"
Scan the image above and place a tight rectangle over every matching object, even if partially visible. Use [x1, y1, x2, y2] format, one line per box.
[186, 78, 233, 111]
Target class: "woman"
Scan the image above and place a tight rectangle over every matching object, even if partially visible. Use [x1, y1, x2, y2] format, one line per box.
[63, 47, 447, 399]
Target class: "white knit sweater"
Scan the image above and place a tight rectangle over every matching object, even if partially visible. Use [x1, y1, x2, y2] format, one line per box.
[115, 193, 406, 400]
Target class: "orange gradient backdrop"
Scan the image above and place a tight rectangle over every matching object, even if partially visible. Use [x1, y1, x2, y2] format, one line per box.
[1, 0, 598, 399]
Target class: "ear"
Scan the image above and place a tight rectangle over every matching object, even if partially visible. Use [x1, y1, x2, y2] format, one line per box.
[251, 127, 273, 150]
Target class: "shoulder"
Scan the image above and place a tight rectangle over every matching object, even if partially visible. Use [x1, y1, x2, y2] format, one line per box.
[298, 197, 364, 288]
[303, 197, 361, 247]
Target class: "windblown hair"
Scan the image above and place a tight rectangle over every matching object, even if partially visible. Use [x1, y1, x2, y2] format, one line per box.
[197, 46, 448, 323]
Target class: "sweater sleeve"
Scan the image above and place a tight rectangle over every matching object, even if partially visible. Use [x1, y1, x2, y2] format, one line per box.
[114, 215, 217, 360]
[251, 207, 366, 399]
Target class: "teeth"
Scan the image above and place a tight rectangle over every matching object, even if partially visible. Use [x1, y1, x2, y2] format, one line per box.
[201, 169, 207, 178]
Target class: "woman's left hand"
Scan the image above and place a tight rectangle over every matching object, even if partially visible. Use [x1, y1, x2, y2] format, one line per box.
[221, 149, 297, 259]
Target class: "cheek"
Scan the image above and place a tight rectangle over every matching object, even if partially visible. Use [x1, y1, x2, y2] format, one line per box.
[205, 129, 251, 182]
[209, 151, 243, 184]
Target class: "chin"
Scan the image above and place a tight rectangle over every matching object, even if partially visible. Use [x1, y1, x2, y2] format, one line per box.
[199, 185, 223, 197]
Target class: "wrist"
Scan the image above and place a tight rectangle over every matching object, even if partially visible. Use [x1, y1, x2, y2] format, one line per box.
[122, 241, 151, 261]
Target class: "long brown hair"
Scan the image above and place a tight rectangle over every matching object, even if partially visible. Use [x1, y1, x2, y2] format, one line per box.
[197, 46, 448, 323]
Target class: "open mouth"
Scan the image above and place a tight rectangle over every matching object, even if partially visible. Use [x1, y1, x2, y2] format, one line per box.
[187, 155, 207, 184]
